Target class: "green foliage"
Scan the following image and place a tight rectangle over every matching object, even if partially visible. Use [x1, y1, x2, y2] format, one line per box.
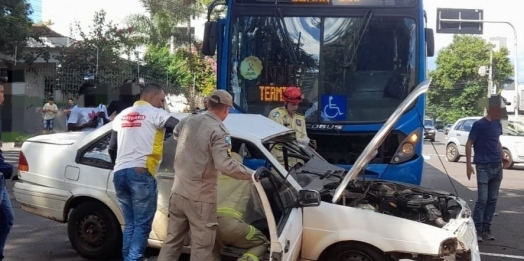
[143, 44, 217, 98]
[427, 35, 513, 124]
[0, 0, 50, 66]
[55, 10, 138, 72]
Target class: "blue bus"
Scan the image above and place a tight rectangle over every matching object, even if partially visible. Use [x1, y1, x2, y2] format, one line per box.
[202, 0, 435, 185]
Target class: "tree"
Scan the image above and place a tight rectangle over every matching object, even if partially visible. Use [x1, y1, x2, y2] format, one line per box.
[427, 35, 513, 124]
[142, 44, 217, 107]
[0, 0, 50, 66]
[55, 10, 139, 72]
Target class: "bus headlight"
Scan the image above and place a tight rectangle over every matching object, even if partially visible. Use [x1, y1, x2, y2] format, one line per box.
[391, 128, 421, 164]
[401, 143, 414, 155]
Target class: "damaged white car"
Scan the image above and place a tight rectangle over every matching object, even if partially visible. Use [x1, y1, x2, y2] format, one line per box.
[13, 79, 480, 261]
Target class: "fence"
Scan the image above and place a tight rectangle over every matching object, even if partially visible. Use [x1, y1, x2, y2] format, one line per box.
[0, 67, 200, 137]
[22, 67, 180, 108]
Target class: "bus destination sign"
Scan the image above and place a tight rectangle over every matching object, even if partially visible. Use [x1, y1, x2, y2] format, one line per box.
[237, 0, 416, 6]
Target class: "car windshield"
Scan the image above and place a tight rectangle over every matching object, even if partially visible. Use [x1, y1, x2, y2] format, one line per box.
[228, 14, 417, 123]
[424, 119, 434, 127]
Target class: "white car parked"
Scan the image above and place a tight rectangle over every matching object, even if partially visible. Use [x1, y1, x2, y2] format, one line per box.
[13, 80, 480, 261]
[445, 116, 524, 168]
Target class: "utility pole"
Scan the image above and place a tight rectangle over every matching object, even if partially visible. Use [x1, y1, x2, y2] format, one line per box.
[488, 49, 493, 98]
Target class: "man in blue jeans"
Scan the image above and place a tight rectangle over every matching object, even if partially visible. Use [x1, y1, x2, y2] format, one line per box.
[108, 83, 180, 261]
[0, 79, 14, 260]
[466, 96, 509, 242]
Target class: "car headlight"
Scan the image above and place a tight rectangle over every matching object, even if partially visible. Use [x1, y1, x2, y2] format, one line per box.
[439, 238, 458, 256]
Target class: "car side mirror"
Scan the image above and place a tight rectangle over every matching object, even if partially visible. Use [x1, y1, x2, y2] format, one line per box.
[239, 143, 252, 159]
[297, 189, 321, 207]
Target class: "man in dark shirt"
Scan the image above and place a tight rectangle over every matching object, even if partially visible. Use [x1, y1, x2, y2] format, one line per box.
[466, 96, 509, 242]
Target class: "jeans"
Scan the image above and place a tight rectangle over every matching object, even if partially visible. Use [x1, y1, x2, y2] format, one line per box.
[0, 177, 14, 260]
[113, 168, 158, 261]
[473, 163, 503, 233]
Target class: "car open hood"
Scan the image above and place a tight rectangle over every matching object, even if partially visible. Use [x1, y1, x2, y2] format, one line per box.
[332, 79, 432, 203]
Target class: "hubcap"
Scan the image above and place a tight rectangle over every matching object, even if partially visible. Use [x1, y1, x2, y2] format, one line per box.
[447, 146, 456, 159]
[336, 250, 372, 261]
[78, 214, 106, 248]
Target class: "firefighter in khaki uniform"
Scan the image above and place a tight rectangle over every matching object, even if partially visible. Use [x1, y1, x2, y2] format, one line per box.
[157, 90, 253, 261]
[268, 86, 316, 168]
[214, 152, 269, 261]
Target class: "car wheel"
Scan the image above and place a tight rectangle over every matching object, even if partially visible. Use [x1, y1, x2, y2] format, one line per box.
[446, 143, 460, 162]
[67, 201, 122, 260]
[503, 149, 514, 169]
[320, 242, 392, 261]
[430, 137, 435, 142]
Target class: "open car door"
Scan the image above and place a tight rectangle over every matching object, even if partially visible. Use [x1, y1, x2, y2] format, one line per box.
[252, 167, 320, 261]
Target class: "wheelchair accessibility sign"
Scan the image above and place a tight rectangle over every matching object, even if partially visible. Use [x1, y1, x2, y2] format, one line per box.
[321, 95, 346, 121]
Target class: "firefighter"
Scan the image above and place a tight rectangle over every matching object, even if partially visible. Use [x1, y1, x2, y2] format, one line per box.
[268, 86, 316, 167]
[213, 152, 269, 261]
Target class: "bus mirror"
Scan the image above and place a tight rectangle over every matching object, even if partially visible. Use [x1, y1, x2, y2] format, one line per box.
[425, 28, 435, 57]
[202, 21, 218, 56]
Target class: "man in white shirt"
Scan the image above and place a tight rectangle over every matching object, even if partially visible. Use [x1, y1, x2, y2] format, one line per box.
[42, 97, 58, 134]
[67, 81, 110, 131]
[108, 83, 180, 261]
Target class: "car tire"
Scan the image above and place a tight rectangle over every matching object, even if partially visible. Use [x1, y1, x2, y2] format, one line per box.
[430, 137, 435, 142]
[320, 242, 392, 261]
[67, 201, 122, 260]
[503, 149, 514, 169]
[446, 143, 460, 162]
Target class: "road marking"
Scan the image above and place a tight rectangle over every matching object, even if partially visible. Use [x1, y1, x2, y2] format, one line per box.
[422, 154, 446, 160]
[480, 252, 524, 259]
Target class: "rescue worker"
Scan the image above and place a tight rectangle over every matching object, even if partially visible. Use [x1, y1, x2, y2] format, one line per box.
[268, 86, 316, 168]
[108, 83, 180, 261]
[214, 152, 270, 261]
[157, 90, 253, 261]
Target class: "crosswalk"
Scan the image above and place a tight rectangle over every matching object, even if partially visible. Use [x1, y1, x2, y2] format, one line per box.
[1, 148, 20, 166]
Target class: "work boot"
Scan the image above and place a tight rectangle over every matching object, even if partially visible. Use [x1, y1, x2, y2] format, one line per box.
[482, 230, 495, 241]
[477, 231, 483, 242]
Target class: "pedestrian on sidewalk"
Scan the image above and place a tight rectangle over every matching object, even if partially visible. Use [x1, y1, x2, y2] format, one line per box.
[0, 78, 14, 261]
[466, 95, 509, 242]
[42, 97, 58, 134]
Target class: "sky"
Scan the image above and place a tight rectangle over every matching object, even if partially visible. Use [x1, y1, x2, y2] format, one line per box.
[40, 0, 524, 81]
[424, 0, 524, 82]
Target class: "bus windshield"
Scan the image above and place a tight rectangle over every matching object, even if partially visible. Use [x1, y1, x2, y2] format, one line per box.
[228, 14, 418, 123]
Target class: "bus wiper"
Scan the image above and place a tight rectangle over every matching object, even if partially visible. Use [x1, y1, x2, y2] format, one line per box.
[274, 8, 299, 65]
[344, 10, 374, 67]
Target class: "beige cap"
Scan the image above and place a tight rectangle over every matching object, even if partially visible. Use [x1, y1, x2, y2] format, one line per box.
[208, 90, 233, 107]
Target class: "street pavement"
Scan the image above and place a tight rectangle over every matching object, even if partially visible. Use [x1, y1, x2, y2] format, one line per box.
[2, 132, 524, 260]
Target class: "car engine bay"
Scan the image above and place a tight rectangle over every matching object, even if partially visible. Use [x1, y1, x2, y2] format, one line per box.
[319, 180, 463, 228]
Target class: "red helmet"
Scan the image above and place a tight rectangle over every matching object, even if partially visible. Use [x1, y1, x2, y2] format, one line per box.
[283, 86, 303, 103]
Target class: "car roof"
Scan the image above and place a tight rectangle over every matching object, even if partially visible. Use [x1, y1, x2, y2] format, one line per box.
[171, 112, 295, 141]
[454, 116, 482, 123]
[70, 112, 295, 149]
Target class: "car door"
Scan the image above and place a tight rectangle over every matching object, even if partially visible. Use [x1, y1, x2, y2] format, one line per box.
[106, 136, 177, 242]
[252, 166, 303, 261]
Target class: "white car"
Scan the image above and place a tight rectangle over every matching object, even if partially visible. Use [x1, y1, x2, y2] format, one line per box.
[13, 80, 480, 261]
[445, 116, 524, 168]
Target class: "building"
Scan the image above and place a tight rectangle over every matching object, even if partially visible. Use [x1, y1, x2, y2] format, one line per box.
[27, 0, 43, 23]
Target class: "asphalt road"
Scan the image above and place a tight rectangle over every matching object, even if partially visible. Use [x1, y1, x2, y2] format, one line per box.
[2, 132, 524, 261]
